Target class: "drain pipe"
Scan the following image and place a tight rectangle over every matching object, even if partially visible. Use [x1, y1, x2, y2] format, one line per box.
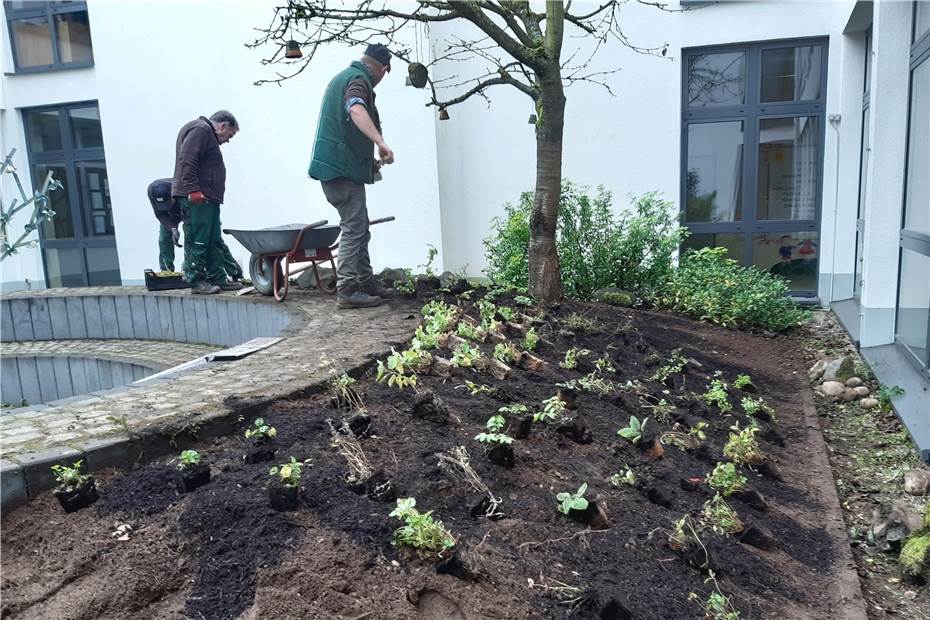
[827, 114, 842, 306]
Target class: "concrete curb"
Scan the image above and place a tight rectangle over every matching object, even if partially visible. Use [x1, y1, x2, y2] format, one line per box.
[800, 387, 869, 620]
[0, 350, 393, 511]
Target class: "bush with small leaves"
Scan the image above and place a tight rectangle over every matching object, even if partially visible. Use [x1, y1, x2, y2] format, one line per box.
[498, 403, 528, 416]
[706, 462, 747, 497]
[522, 327, 539, 351]
[594, 355, 616, 374]
[556, 483, 589, 515]
[701, 378, 732, 413]
[177, 450, 201, 470]
[245, 418, 277, 439]
[617, 415, 649, 444]
[451, 341, 484, 368]
[514, 295, 534, 306]
[50, 460, 91, 491]
[493, 341, 520, 363]
[456, 322, 479, 341]
[376, 348, 420, 391]
[535, 396, 567, 423]
[560, 347, 590, 370]
[732, 374, 752, 389]
[421, 300, 457, 333]
[475, 415, 514, 445]
[269, 456, 306, 487]
[723, 423, 764, 466]
[498, 306, 516, 322]
[702, 494, 744, 535]
[740, 396, 775, 422]
[411, 325, 441, 351]
[389, 497, 456, 558]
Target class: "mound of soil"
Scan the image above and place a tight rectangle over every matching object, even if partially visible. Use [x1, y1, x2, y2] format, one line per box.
[1, 290, 859, 619]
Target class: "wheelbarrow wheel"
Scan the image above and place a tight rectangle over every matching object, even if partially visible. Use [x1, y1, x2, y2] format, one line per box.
[249, 254, 279, 297]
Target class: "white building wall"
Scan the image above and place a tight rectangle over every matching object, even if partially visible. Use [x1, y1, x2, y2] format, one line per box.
[432, 0, 851, 277]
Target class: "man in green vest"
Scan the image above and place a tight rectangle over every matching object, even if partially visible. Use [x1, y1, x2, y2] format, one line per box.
[309, 43, 395, 309]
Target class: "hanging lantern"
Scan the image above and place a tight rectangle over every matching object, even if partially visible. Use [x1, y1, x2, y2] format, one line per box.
[407, 62, 429, 88]
[439, 108, 450, 121]
[285, 40, 302, 59]
[527, 113, 538, 124]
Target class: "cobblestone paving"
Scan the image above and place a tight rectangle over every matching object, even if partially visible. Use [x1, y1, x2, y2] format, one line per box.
[0, 339, 218, 370]
[0, 287, 416, 470]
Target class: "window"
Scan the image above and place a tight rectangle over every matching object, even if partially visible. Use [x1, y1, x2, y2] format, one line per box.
[682, 38, 827, 294]
[22, 102, 120, 288]
[4, 1, 93, 72]
[894, 2, 930, 373]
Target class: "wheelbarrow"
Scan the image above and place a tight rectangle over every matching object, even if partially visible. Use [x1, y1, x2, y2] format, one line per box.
[223, 217, 395, 302]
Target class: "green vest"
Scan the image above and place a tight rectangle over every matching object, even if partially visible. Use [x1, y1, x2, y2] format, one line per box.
[309, 62, 380, 185]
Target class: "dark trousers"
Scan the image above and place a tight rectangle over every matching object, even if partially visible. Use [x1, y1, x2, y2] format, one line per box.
[181, 198, 224, 285]
[158, 224, 175, 271]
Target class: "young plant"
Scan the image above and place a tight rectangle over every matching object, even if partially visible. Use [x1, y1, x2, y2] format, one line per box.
[877, 384, 906, 412]
[574, 372, 614, 395]
[459, 380, 494, 396]
[688, 572, 742, 620]
[559, 347, 590, 370]
[421, 300, 457, 333]
[564, 313, 602, 333]
[451, 341, 484, 368]
[522, 326, 539, 351]
[594, 354, 616, 374]
[732, 374, 752, 390]
[474, 415, 513, 445]
[556, 483, 589, 515]
[688, 421, 708, 442]
[740, 396, 774, 422]
[456, 321, 479, 341]
[320, 354, 365, 411]
[245, 417, 278, 439]
[269, 456, 305, 487]
[477, 299, 497, 325]
[706, 462, 747, 497]
[642, 397, 674, 424]
[514, 295, 534, 306]
[650, 349, 688, 383]
[493, 341, 520, 364]
[50, 460, 91, 490]
[610, 466, 637, 487]
[701, 494, 744, 535]
[394, 269, 416, 294]
[723, 423, 764, 466]
[389, 497, 456, 558]
[497, 306, 516, 322]
[376, 348, 419, 391]
[617, 415, 649, 445]
[498, 403, 528, 416]
[411, 325, 441, 351]
[535, 396, 567, 423]
[418, 244, 439, 278]
[177, 450, 201, 470]
[701, 378, 732, 413]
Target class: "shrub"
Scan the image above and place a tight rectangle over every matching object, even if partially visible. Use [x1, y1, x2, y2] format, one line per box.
[389, 497, 455, 558]
[178, 450, 201, 470]
[50, 460, 90, 490]
[483, 181, 686, 300]
[706, 462, 747, 497]
[659, 247, 809, 332]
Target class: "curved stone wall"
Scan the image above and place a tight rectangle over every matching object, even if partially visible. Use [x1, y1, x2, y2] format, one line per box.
[1, 356, 156, 406]
[0, 292, 297, 348]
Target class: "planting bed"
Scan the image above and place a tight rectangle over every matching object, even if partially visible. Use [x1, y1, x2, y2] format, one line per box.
[1, 289, 861, 619]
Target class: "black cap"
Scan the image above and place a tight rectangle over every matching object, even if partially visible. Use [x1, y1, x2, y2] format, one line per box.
[150, 179, 172, 203]
[365, 43, 392, 70]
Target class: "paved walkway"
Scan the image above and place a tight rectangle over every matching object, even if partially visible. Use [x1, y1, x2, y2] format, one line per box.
[0, 287, 417, 505]
[1, 339, 218, 371]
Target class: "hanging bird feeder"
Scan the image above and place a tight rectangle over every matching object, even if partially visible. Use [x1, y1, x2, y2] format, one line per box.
[439, 108, 450, 121]
[407, 62, 429, 88]
[285, 40, 303, 59]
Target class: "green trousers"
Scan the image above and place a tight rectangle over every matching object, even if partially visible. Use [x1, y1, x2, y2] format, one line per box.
[158, 224, 176, 271]
[180, 201, 242, 283]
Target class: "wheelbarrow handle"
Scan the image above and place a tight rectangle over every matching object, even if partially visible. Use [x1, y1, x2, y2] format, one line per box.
[369, 216, 395, 226]
[290, 220, 329, 254]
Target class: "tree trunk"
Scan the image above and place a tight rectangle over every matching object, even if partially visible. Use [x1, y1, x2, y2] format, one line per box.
[528, 73, 565, 303]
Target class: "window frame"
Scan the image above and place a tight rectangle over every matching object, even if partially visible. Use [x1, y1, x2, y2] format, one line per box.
[681, 36, 829, 295]
[4, 1, 94, 74]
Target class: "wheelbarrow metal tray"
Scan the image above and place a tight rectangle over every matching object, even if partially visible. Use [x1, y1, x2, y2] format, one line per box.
[223, 224, 340, 255]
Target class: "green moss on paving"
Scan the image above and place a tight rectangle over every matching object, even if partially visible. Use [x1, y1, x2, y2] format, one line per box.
[900, 532, 930, 579]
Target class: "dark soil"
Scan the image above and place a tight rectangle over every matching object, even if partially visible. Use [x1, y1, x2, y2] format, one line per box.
[1, 290, 860, 619]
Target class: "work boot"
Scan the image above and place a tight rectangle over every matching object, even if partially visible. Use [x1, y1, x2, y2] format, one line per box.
[337, 288, 383, 309]
[191, 281, 221, 295]
[359, 278, 394, 299]
[217, 280, 244, 291]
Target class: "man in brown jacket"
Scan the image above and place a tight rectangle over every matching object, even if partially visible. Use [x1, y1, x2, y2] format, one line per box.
[172, 110, 239, 294]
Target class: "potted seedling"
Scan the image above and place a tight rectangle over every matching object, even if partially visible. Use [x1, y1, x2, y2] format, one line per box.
[618, 415, 663, 458]
[268, 456, 305, 512]
[475, 414, 514, 467]
[556, 482, 604, 526]
[244, 417, 278, 463]
[176, 449, 210, 492]
[389, 497, 456, 561]
[50, 460, 98, 513]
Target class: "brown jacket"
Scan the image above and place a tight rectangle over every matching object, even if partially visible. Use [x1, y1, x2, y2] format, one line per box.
[171, 117, 226, 204]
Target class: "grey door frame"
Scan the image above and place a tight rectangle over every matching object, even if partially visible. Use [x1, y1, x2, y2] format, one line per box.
[21, 100, 120, 288]
[681, 36, 829, 295]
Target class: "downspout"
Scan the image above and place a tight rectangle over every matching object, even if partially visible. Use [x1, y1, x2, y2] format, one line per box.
[828, 114, 842, 305]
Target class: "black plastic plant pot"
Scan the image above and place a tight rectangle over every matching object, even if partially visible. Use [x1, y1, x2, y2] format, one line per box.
[54, 479, 99, 513]
[178, 463, 211, 493]
[565, 501, 600, 526]
[487, 443, 514, 468]
[269, 483, 299, 512]
[415, 276, 441, 294]
[245, 437, 277, 464]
